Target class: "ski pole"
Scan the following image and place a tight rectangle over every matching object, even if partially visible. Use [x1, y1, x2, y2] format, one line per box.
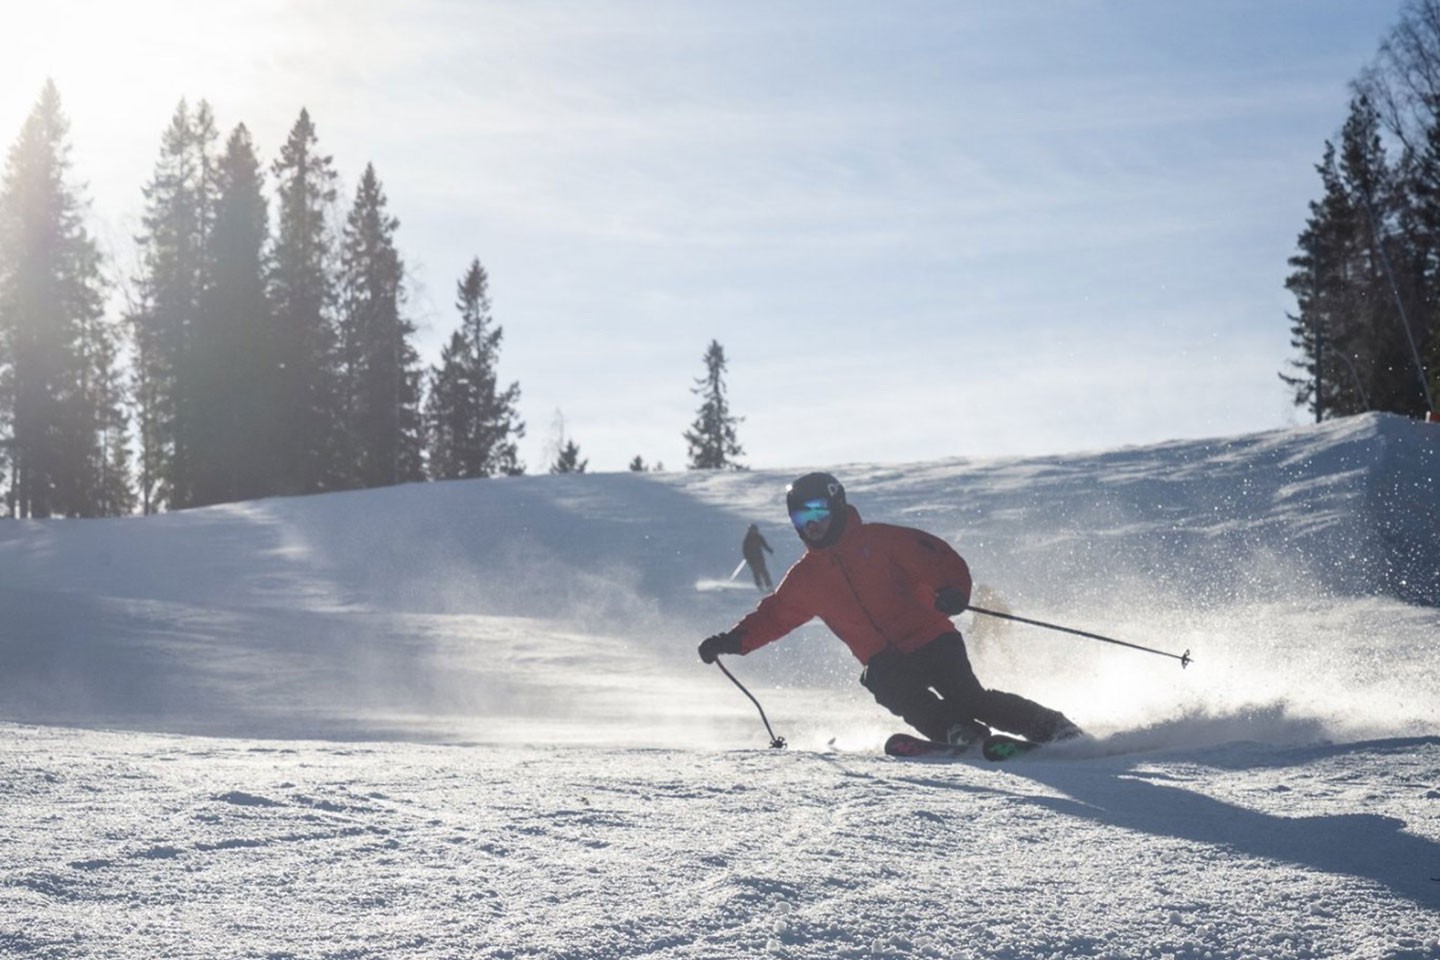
[968, 605, 1192, 669]
[713, 659, 787, 749]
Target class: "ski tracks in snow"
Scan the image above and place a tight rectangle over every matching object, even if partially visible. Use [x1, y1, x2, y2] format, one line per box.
[3, 724, 1440, 959]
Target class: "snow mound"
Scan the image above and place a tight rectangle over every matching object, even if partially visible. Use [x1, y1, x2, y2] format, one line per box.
[0, 413, 1435, 745]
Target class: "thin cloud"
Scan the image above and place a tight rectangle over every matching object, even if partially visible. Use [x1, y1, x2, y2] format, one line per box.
[0, 1, 1406, 473]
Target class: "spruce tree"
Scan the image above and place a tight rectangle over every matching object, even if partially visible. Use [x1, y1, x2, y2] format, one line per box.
[129, 99, 218, 511]
[1322, 5, 1440, 417]
[1429, 327, 1440, 405]
[550, 439, 587, 474]
[1397, 104, 1440, 414]
[544, 409, 585, 474]
[684, 339, 744, 470]
[424, 258, 523, 479]
[1284, 97, 1433, 420]
[0, 81, 130, 517]
[269, 108, 342, 495]
[425, 331, 471, 481]
[1284, 142, 1364, 420]
[190, 123, 271, 506]
[1337, 97, 1428, 417]
[335, 163, 424, 488]
[86, 317, 136, 517]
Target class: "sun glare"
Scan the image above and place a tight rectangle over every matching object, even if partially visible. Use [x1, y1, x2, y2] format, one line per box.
[5, 0, 269, 131]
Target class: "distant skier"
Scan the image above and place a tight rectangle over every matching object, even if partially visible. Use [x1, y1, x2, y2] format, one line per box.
[699, 472, 1082, 748]
[741, 523, 774, 592]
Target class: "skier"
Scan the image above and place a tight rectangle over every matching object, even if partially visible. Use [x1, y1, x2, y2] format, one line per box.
[698, 472, 1081, 748]
[741, 523, 774, 592]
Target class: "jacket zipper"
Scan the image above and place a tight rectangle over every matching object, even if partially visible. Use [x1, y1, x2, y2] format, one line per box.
[829, 549, 895, 652]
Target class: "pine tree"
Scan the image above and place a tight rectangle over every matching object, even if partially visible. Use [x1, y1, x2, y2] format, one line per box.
[190, 123, 271, 506]
[1429, 326, 1440, 405]
[544, 409, 585, 474]
[0, 81, 131, 517]
[550, 439, 587, 474]
[129, 99, 218, 511]
[684, 339, 744, 470]
[0, 355, 8, 509]
[86, 316, 136, 517]
[628, 455, 647, 472]
[1397, 102, 1440, 414]
[1333, 4, 1440, 417]
[424, 258, 523, 479]
[1338, 97, 1430, 417]
[335, 163, 424, 488]
[1284, 97, 1434, 420]
[269, 108, 342, 495]
[1284, 142, 1364, 420]
[425, 331, 473, 480]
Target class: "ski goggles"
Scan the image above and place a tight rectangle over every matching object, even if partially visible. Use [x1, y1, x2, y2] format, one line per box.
[789, 499, 832, 529]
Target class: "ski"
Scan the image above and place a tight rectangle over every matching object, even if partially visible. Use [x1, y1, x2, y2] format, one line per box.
[883, 732, 1041, 762]
[980, 734, 1041, 761]
[884, 733, 962, 758]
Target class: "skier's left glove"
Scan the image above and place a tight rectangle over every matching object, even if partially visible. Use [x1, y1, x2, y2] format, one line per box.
[699, 630, 744, 664]
[934, 586, 970, 616]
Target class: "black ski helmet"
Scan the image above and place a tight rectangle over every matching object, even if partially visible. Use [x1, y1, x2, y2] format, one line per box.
[786, 472, 847, 546]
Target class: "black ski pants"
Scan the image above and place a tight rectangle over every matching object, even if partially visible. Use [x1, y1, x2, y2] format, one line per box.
[744, 552, 772, 591]
[860, 632, 1067, 743]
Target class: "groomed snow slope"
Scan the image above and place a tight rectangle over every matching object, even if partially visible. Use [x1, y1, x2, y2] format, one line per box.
[1, 412, 1438, 958]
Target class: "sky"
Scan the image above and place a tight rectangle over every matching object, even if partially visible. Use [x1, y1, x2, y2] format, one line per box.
[0, 0, 1412, 473]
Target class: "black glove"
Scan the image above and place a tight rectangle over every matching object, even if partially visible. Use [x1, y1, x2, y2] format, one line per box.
[698, 630, 744, 664]
[934, 586, 970, 616]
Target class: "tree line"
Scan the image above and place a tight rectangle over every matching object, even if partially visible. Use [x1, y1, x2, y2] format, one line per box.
[1284, 0, 1440, 422]
[0, 83, 746, 518]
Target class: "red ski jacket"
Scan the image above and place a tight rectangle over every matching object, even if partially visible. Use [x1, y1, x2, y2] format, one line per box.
[732, 505, 972, 665]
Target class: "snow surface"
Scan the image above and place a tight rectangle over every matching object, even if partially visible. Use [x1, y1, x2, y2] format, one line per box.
[2, 412, 1439, 958]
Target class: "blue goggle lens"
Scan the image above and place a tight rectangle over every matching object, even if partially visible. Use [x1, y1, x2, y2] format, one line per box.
[790, 499, 831, 528]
